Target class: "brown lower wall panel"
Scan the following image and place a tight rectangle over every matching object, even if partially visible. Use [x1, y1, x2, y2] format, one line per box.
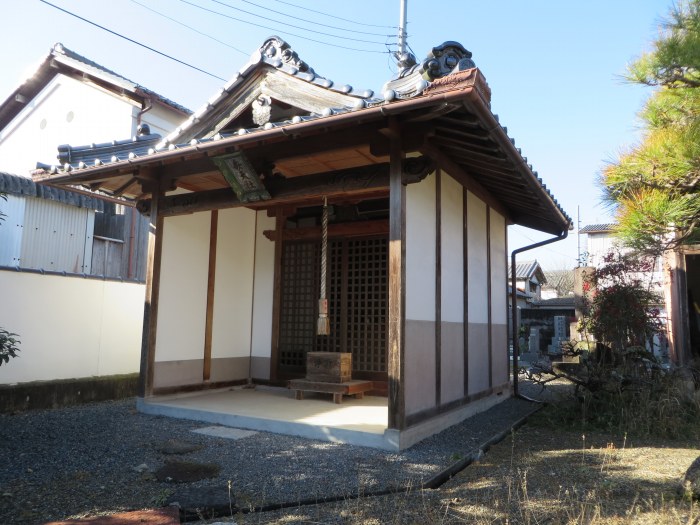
[467, 323, 489, 395]
[404, 319, 437, 415]
[153, 359, 204, 389]
[441, 321, 465, 404]
[209, 357, 251, 383]
[154, 357, 254, 388]
[405, 381, 510, 428]
[250, 356, 271, 381]
[0, 374, 138, 413]
[491, 323, 509, 387]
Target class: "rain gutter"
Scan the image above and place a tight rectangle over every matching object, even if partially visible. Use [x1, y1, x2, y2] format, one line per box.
[510, 228, 569, 400]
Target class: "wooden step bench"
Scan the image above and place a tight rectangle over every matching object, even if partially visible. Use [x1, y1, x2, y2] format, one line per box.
[288, 379, 374, 404]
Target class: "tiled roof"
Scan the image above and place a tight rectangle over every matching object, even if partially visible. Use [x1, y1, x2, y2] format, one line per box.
[510, 260, 546, 282]
[33, 38, 573, 235]
[531, 296, 576, 308]
[0, 43, 190, 132]
[579, 223, 616, 234]
[0, 171, 104, 210]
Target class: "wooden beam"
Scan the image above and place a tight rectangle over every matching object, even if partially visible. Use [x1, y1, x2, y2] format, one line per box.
[262, 219, 388, 241]
[387, 117, 406, 431]
[420, 142, 511, 221]
[138, 178, 164, 398]
[143, 158, 433, 217]
[203, 210, 218, 382]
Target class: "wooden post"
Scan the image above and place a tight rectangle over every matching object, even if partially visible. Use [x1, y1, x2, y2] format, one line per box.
[203, 210, 219, 382]
[269, 208, 286, 382]
[463, 187, 470, 398]
[388, 117, 406, 430]
[435, 169, 442, 407]
[138, 176, 164, 398]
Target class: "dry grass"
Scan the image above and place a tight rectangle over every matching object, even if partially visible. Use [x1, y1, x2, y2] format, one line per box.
[233, 407, 700, 524]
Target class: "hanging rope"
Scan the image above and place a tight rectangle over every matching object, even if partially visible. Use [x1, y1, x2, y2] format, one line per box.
[317, 196, 330, 335]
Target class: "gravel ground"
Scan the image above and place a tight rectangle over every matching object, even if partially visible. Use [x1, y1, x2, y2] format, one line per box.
[0, 390, 541, 524]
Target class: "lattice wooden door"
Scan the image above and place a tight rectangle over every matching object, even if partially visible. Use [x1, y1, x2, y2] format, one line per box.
[277, 237, 388, 380]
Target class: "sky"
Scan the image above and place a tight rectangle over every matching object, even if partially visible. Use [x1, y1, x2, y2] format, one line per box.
[1, 0, 673, 270]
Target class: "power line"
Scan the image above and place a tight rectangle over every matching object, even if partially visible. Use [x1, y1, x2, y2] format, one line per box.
[129, 0, 249, 57]
[178, 0, 392, 54]
[39, 0, 227, 81]
[237, 0, 393, 38]
[269, 0, 397, 29]
[205, 0, 391, 46]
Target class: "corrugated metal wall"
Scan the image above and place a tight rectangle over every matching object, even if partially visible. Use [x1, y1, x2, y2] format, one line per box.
[20, 197, 94, 273]
[0, 194, 25, 266]
[93, 202, 148, 280]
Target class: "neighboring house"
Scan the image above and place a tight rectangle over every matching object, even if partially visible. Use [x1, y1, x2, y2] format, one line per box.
[0, 43, 187, 394]
[510, 260, 546, 302]
[35, 37, 571, 449]
[579, 223, 673, 363]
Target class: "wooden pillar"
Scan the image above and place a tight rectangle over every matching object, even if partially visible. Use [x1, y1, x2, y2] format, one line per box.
[462, 187, 469, 398]
[486, 206, 493, 388]
[203, 210, 219, 382]
[269, 208, 287, 382]
[138, 178, 164, 398]
[434, 169, 442, 406]
[388, 117, 406, 430]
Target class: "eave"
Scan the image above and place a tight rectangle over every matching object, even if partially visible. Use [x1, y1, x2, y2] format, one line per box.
[33, 69, 571, 235]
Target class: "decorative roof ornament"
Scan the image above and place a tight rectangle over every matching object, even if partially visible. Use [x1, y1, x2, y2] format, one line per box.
[383, 41, 477, 99]
[252, 95, 272, 126]
[259, 36, 313, 75]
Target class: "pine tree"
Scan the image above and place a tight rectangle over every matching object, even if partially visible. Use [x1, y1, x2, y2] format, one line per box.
[604, 0, 700, 253]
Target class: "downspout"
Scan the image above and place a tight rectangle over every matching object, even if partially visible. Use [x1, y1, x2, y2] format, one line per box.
[136, 96, 153, 126]
[511, 228, 569, 400]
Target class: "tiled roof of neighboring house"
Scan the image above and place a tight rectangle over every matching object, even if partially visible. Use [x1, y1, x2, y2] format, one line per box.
[510, 260, 547, 283]
[531, 296, 576, 308]
[0, 171, 104, 210]
[579, 223, 616, 234]
[0, 43, 191, 132]
[33, 38, 573, 235]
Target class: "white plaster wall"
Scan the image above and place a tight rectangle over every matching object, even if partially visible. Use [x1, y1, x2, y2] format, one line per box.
[251, 211, 275, 358]
[490, 210, 509, 385]
[440, 173, 465, 404]
[466, 191, 488, 323]
[0, 270, 144, 384]
[155, 212, 210, 362]
[405, 173, 437, 415]
[135, 104, 186, 138]
[490, 212, 507, 325]
[211, 208, 256, 359]
[406, 172, 436, 321]
[441, 174, 464, 322]
[0, 75, 134, 175]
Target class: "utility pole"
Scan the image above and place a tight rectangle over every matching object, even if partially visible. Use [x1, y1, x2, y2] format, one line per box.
[576, 205, 581, 266]
[397, 0, 408, 57]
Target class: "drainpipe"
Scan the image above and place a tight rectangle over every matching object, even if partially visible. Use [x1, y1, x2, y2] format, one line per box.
[511, 228, 569, 399]
[136, 96, 153, 126]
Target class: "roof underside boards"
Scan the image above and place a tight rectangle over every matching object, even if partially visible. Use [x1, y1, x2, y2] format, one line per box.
[32, 39, 572, 236]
